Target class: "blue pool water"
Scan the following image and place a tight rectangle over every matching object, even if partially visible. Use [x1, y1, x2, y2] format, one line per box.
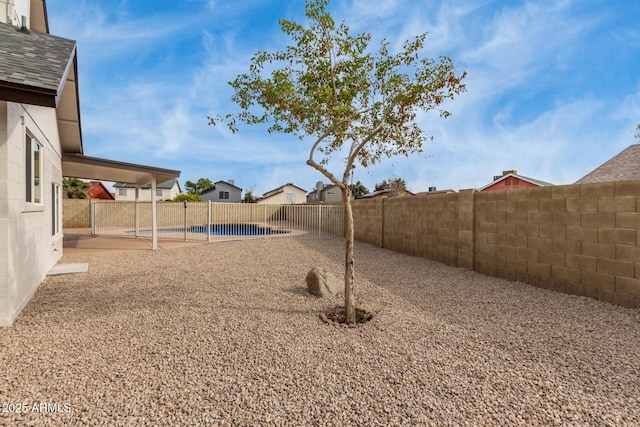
[133, 223, 290, 236]
[192, 223, 289, 236]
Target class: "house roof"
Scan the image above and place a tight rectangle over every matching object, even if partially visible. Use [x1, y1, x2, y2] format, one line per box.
[478, 173, 553, 191]
[360, 188, 415, 199]
[262, 183, 307, 198]
[215, 180, 243, 190]
[114, 178, 180, 190]
[0, 20, 83, 154]
[415, 189, 456, 196]
[63, 154, 180, 186]
[575, 144, 640, 184]
[87, 181, 115, 200]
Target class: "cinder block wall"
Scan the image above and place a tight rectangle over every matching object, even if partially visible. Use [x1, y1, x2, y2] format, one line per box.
[62, 199, 91, 228]
[351, 180, 640, 308]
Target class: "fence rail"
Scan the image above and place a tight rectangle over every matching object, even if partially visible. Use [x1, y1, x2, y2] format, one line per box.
[90, 201, 344, 241]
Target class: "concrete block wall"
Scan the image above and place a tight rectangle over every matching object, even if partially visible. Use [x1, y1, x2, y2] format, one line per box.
[352, 198, 383, 247]
[351, 181, 640, 309]
[62, 199, 91, 228]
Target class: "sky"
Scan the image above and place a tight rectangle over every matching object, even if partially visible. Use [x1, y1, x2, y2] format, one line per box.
[47, 0, 640, 196]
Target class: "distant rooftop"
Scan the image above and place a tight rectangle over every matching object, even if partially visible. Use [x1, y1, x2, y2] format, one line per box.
[575, 144, 640, 184]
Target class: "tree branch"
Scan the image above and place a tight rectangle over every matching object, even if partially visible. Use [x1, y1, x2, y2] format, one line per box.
[306, 158, 346, 190]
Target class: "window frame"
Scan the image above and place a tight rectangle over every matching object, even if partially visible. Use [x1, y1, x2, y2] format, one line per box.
[219, 191, 229, 200]
[25, 131, 43, 206]
[118, 188, 127, 197]
[52, 182, 61, 236]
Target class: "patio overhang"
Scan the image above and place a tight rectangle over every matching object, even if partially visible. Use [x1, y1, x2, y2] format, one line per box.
[61, 153, 180, 186]
[62, 153, 181, 251]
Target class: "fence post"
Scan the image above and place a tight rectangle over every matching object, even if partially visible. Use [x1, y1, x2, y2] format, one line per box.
[91, 200, 96, 235]
[183, 201, 188, 241]
[380, 197, 385, 248]
[207, 201, 211, 243]
[318, 204, 322, 237]
[134, 200, 139, 237]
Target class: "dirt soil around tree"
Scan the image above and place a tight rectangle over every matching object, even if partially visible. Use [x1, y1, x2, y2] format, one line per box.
[1, 237, 639, 425]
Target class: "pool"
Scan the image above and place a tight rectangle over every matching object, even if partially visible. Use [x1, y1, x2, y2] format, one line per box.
[192, 223, 289, 236]
[131, 223, 290, 236]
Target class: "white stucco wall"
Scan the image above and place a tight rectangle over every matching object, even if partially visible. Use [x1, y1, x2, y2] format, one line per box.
[0, 101, 63, 326]
[0, 0, 29, 27]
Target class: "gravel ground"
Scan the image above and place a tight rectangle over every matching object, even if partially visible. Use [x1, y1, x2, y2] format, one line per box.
[1, 237, 640, 426]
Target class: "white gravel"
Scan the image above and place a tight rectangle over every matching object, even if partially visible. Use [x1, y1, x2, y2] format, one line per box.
[1, 237, 640, 426]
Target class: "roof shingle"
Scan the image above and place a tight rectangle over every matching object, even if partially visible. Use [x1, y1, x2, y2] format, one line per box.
[575, 145, 640, 184]
[0, 22, 76, 106]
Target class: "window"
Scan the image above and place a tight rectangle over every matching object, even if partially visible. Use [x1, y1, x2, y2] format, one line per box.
[286, 193, 296, 203]
[219, 191, 229, 200]
[118, 188, 127, 196]
[156, 189, 163, 197]
[25, 133, 43, 203]
[52, 183, 61, 235]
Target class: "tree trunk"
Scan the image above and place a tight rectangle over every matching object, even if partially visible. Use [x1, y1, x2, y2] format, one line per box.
[342, 187, 356, 324]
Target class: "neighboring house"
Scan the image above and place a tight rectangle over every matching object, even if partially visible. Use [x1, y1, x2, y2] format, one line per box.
[113, 179, 181, 201]
[0, 0, 180, 326]
[415, 188, 456, 196]
[201, 180, 243, 203]
[360, 188, 414, 199]
[479, 170, 553, 192]
[307, 182, 344, 203]
[575, 144, 640, 184]
[257, 183, 307, 204]
[87, 181, 115, 200]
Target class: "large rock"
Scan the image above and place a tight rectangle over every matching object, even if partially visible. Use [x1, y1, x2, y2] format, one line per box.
[306, 267, 341, 297]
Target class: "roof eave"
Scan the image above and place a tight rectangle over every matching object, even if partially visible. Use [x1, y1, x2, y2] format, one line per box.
[0, 82, 58, 107]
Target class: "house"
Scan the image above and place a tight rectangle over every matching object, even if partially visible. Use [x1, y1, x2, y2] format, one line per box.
[201, 180, 243, 203]
[575, 144, 640, 184]
[87, 181, 115, 200]
[0, 0, 180, 326]
[257, 183, 307, 204]
[113, 179, 181, 201]
[415, 188, 456, 196]
[307, 182, 344, 204]
[359, 188, 414, 199]
[479, 170, 553, 192]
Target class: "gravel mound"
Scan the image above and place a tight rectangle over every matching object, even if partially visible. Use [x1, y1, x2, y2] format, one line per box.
[1, 238, 639, 425]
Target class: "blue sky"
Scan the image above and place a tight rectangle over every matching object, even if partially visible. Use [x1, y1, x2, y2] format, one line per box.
[48, 0, 640, 196]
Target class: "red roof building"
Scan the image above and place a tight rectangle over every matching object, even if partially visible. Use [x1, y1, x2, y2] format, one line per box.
[479, 170, 553, 192]
[87, 181, 115, 200]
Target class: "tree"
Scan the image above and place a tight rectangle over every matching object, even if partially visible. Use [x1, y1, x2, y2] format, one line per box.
[210, 0, 466, 323]
[243, 189, 258, 203]
[374, 176, 407, 196]
[172, 193, 202, 202]
[185, 178, 214, 195]
[374, 177, 407, 191]
[348, 180, 369, 198]
[63, 177, 90, 199]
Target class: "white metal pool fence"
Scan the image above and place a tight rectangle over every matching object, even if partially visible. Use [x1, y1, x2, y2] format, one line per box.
[90, 201, 344, 242]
